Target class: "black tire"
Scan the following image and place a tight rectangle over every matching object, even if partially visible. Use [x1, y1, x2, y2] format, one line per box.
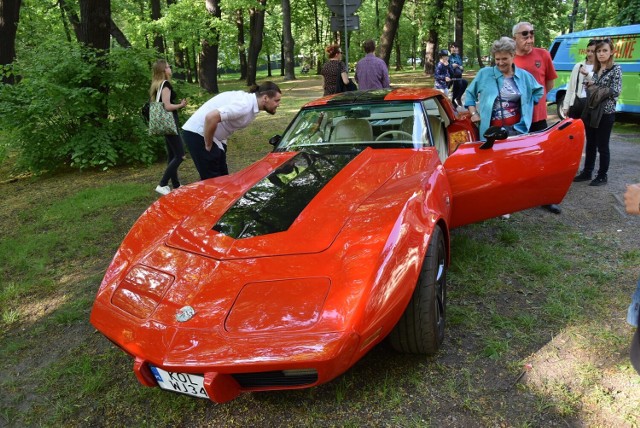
[556, 92, 566, 120]
[388, 225, 447, 354]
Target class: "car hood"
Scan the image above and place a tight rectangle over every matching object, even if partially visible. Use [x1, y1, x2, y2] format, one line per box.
[165, 147, 423, 260]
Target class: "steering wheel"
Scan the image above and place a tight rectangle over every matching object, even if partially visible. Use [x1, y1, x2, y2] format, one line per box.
[375, 130, 413, 141]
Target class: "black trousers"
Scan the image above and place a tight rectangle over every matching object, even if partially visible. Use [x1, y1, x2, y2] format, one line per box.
[583, 113, 615, 176]
[183, 130, 228, 180]
[451, 78, 467, 106]
[159, 128, 184, 188]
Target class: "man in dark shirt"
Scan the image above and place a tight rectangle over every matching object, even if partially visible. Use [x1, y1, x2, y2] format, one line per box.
[448, 42, 468, 109]
[355, 40, 390, 91]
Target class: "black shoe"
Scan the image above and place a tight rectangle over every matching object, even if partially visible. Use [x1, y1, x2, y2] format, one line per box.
[543, 204, 562, 214]
[589, 175, 608, 186]
[573, 170, 592, 182]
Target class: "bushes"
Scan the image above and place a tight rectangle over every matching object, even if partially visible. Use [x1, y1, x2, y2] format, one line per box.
[0, 41, 165, 172]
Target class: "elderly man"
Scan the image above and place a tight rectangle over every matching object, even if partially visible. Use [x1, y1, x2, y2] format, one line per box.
[354, 40, 390, 91]
[513, 21, 561, 214]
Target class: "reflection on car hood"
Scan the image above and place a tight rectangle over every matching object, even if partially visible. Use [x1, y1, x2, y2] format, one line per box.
[165, 147, 419, 260]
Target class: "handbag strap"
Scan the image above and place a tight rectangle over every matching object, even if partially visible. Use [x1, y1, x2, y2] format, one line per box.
[155, 80, 166, 102]
[574, 65, 582, 93]
[495, 77, 506, 126]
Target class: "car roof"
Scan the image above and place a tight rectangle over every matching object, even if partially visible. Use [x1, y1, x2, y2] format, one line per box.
[303, 88, 442, 108]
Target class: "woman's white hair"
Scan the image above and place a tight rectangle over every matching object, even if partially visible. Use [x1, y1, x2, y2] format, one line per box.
[491, 37, 516, 55]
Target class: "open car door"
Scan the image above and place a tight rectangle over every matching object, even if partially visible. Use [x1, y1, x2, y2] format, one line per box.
[443, 119, 585, 228]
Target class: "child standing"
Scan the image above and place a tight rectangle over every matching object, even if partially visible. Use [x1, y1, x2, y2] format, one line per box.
[434, 50, 452, 97]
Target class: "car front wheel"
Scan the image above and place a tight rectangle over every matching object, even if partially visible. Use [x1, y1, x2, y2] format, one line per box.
[388, 225, 447, 354]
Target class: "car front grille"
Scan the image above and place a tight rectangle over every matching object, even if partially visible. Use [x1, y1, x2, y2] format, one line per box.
[231, 369, 318, 388]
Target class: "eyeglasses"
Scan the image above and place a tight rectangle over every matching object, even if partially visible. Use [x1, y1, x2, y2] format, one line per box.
[517, 30, 534, 38]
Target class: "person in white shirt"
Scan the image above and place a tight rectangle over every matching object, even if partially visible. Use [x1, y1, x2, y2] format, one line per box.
[182, 82, 282, 180]
[561, 39, 596, 119]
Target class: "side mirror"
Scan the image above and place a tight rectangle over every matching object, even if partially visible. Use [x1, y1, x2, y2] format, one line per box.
[480, 126, 508, 150]
[268, 134, 282, 147]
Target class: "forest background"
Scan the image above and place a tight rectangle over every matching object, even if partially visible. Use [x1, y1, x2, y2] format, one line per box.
[0, 0, 638, 173]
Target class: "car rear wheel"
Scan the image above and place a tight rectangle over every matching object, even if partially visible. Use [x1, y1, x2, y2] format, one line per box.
[388, 225, 446, 354]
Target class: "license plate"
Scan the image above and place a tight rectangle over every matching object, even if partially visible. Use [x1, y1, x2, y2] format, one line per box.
[149, 366, 209, 399]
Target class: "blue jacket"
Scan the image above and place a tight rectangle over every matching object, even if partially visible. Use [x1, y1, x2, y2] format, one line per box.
[464, 65, 543, 139]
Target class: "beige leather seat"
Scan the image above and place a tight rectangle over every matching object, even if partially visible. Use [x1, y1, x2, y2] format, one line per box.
[400, 116, 414, 135]
[331, 118, 373, 142]
[428, 116, 447, 163]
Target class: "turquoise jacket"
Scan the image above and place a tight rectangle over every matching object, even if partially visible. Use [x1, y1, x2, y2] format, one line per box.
[464, 65, 543, 140]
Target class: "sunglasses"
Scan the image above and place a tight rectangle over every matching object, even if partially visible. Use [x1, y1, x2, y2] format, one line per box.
[517, 30, 534, 37]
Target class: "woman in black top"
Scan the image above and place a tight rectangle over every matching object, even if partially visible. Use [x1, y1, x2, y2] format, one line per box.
[149, 59, 187, 195]
[321, 44, 350, 96]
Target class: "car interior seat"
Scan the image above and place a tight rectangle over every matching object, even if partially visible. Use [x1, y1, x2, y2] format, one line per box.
[400, 116, 414, 136]
[428, 115, 447, 163]
[331, 118, 373, 142]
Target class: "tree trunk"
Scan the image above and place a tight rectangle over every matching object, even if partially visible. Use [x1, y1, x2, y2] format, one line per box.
[247, 0, 266, 87]
[281, 0, 295, 80]
[394, 36, 402, 71]
[79, 0, 110, 120]
[569, 0, 579, 33]
[0, 0, 22, 84]
[236, 9, 247, 81]
[79, 0, 110, 50]
[423, 0, 444, 75]
[200, 0, 220, 93]
[378, 0, 405, 65]
[167, 0, 184, 78]
[454, 0, 463, 53]
[150, 0, 164, 53]
[475, 0, 484, 68]
[110, 19, 131, 48]
[59, 0, 81, 41]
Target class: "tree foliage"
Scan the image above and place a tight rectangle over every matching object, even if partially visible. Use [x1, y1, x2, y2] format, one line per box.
[0, 0, 636, 172]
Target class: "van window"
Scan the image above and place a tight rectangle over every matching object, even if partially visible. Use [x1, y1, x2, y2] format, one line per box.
[549, 41, 561, 59]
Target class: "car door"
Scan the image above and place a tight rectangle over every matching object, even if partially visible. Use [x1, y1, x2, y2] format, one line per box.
[443, 119, 585, 228]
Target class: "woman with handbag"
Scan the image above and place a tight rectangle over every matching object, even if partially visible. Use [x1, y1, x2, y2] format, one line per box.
[573, 39, 622, 186]
[149, 59, 187, 195]
[561, 39, 596, 119]
[321, 44, 351, 96]
[464, 37, 543, 140]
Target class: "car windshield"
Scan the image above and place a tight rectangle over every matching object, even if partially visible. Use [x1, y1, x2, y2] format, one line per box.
[275, 101, 428, 152]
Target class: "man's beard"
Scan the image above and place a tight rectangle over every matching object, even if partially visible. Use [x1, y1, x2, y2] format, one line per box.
[265, 106, 277, 115]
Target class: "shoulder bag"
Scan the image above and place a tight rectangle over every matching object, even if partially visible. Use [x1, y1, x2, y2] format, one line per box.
[567, 65, 585, 119]
[148, 81, 178, 136]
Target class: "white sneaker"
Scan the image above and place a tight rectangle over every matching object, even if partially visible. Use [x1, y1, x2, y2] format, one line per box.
[501, 214, 511, 219]
[155, 185, 171, 195]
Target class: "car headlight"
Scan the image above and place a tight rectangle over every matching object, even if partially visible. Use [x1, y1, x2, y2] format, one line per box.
[111, 265, 175, 318]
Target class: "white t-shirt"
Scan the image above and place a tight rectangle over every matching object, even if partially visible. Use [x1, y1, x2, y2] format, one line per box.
[182, 91, 260, 149]
[580, 64, 594, 98]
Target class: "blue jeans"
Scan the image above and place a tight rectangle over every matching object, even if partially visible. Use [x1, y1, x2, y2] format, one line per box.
[628, 276, 640, 327]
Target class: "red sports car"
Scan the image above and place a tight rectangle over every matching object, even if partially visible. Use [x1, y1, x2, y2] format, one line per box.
[90, 88, 585, 403]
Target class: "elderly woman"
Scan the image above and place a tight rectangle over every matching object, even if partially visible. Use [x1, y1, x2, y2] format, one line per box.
[464, 37, 543, 139]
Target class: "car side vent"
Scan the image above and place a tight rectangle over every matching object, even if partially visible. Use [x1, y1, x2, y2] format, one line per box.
[231, 369, 318, 388]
